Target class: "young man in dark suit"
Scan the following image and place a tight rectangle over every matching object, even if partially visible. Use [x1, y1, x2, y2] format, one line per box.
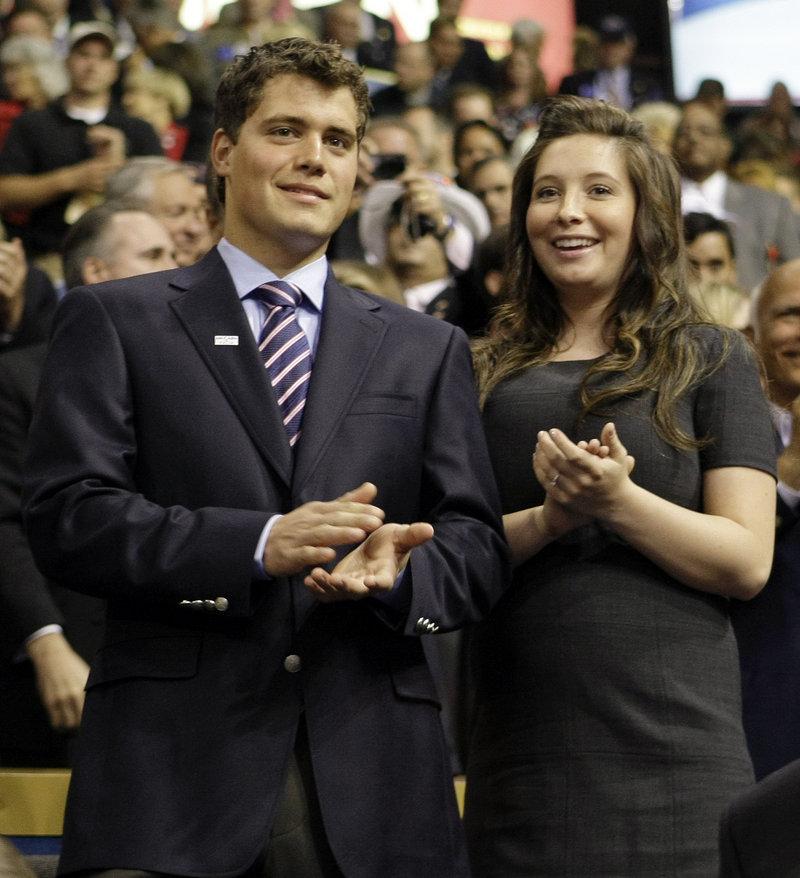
[22, 38, 508, 877]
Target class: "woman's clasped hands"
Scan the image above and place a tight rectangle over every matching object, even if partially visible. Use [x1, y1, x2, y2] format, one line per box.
[533, 422, 636, 534]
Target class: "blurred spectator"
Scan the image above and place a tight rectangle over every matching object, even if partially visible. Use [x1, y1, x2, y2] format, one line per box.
[203, 0, 314, 84]
[0, 34, 68, 148]
[22, 0, 72, 57]
[319, 0, 395, 72]
[126, 10, 216, 166]
[448, 82, 497, 128]
[452, 119, 508, 189]
[465, 154, 513, 228]
[427, 15, 498, 113]
[106, 156, 213, 266]
[494, 42, 545, 144]
[304, 0, 395, 71]
[693, 77, 728, 121]
[0, 202, 176, 769]
[370, 41, 435, 117]
[359, 174, 489, 278]
[361, 185, 488, 333]
[0, 230, 56, 351]
[471, 221, 508, 308]
[571, 24, 598, 74]
[631, 99, 682, 157]
[122, 66, 192, 161]
[61, 199, 176, 288]
[558, 14, 662, 111]
[0, 22, 162, 283]
[684, 210, 739, 285]
[1, 7, 54, 44]
[674, 100, 800, 290]
[403, 105, 455, 178]
[731, 258, 800, 781]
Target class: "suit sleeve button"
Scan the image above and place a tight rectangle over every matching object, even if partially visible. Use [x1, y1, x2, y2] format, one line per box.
[215, 597, 229, 612]
[283, 654, 302, 673]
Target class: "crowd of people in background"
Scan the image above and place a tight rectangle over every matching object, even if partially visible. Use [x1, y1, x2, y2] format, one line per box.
[1, 2, 800, 876]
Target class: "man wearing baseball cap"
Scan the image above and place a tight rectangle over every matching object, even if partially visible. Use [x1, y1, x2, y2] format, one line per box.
[0, 21, 162, 286]
[557, 15, 664, 112]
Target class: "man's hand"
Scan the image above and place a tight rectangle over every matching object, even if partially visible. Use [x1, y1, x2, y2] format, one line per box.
[86, 124, 126, 162]
[263, 482, 385, 577]
[26, 631, 90, 731]
[0, 237, 27, 334]
[304, 521, 434, 602]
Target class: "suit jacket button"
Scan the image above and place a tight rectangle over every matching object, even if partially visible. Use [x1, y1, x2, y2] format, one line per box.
[283, 654, 302, 673]
[215, 597, 229, 612]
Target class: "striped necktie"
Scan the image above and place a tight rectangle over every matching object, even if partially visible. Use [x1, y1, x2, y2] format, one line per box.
[250, 280, 312, 448]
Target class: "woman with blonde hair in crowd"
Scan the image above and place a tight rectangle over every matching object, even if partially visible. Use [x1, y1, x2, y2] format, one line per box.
[122, 66, 192, 161]
[0, 35, 67, 149]
[464, 95, 776, 877]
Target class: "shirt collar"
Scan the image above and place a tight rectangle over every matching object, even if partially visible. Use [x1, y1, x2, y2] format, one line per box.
[216, 237, 327, 313]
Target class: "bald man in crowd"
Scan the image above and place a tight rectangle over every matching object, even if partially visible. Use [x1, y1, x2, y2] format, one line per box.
[731, 258, 800, 780]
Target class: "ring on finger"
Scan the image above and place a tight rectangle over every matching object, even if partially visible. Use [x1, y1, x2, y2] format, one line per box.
[550, 473, 559, 487]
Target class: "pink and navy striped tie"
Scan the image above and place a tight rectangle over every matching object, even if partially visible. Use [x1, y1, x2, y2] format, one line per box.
[251, 280, 311, 448]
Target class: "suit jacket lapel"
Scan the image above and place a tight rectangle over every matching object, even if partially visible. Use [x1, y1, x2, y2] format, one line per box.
[168, 250, 294, 484]
[293, 276, 387, 491]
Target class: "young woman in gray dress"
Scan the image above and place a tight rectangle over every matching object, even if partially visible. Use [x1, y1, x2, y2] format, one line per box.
[464, 95, 777, 877]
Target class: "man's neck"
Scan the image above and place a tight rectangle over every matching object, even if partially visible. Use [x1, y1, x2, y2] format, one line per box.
[64, 91, 111, 113]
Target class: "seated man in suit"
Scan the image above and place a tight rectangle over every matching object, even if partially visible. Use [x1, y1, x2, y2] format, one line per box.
[21, 37, 508, 877]
[673, 100, 800, 291]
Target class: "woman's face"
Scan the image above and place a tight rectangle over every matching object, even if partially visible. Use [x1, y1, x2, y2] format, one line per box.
[506, 48, 534, 87]
[526, 133, 636, 305]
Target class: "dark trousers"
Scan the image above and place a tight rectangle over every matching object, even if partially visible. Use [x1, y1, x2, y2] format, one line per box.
[68, 719, 342, 878]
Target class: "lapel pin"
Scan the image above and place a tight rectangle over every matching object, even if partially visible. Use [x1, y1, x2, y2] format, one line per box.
[214, 336, 239, 346]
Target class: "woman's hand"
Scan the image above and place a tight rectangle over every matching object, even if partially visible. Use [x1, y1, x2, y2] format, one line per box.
[534, 422, 635, 517]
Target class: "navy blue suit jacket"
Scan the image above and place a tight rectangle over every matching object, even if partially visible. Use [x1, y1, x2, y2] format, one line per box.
[22, 249, 509, 876]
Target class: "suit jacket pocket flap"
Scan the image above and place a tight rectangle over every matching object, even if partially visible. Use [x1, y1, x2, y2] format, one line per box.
[389, 659, 440, 707]
[87, 634, 202, 688]
[349, 393, 417, 417]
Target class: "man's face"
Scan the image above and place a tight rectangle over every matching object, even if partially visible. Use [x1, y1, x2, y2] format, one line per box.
[756, 268, 800, 408]
[104, 212, 177, 278]
[673, 103, 731, 182]
[469, 158, 512, 227]
[212, 73, 359, 274]
[597, 37, 634, 71]
[324, 3, 361, 49]
[67, 38, 118, 99]
[394, 43, 434, 92]
[386, 220, 448, 283]
[147, 171, 214, 267]
[686, 231, 737, 285]
[428, 26, 462, 70]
